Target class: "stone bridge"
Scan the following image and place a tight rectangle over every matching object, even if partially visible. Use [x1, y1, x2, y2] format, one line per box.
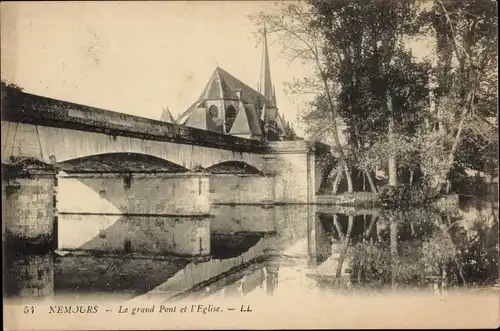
[1, 91, 334, 256]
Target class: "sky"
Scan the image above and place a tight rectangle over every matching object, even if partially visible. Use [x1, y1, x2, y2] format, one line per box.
[1, 1, 435, 138]
[1, 1, 312, 136]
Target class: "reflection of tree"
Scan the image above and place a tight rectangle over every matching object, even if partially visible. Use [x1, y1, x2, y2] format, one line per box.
[450, 215, 499, 286]
[335, 215, 353, 283]
[344, 206, 498, 290]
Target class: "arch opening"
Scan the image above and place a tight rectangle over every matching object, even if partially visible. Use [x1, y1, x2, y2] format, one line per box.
[205, 161, 263, 175]
[56, 153, 190, 173]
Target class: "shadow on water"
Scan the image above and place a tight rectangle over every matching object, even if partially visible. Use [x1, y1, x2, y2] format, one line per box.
[3, 197, 498, 301]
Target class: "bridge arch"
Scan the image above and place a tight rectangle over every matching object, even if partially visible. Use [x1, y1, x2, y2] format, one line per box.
[205, 161, 264, 175]
[56, 152, 190, 173]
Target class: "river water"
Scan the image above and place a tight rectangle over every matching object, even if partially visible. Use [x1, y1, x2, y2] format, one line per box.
[3, 195, 499, 304]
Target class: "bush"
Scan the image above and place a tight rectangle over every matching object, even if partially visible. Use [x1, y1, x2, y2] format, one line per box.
[379, 183, 439, 208]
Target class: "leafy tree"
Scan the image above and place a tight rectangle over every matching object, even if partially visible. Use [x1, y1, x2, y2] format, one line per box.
[249, 2, 355, 193]
[310, 0, 432, 192]
[417, 0, 498, 193]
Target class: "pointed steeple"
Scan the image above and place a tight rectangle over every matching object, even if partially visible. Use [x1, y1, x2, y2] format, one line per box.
[272, 84, 277, 107]
[160, 106, 176, 124]
[259, 24, 275, 107]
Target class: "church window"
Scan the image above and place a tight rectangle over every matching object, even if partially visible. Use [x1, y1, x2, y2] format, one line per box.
[208, 105, 218, 118]
[225, 105, 237, 133]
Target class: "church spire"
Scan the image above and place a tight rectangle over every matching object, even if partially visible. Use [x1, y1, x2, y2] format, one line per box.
[160, 106, 176, 124]
[259, 23, 275, 107]
[272, 84, 277, 107]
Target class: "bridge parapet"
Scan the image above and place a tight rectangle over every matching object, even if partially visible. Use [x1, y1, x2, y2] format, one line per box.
[2, 91, 268, 154]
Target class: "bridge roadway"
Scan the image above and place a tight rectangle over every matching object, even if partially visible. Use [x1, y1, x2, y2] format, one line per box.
[1, 91, 332, 256]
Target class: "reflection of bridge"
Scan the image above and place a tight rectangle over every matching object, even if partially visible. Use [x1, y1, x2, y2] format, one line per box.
[8, 205, 466, 300]
[5, 205, 321, 300]
[1, 92, 335, 252]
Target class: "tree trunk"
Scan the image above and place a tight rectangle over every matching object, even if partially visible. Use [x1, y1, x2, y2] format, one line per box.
[436, 220, 467, 287]
[390, 221, 399, 289]
[332, 214, 345, 241]
[335, 215, 354, 280]
[343, 160, 354, 193]
[433, 90, 473, 194]
[331, 164, 344, 194]
[319, 158, 336, 194]
[364, 215, 378, 239]
[387, 93, 398, 187]
[365, 171, 378, 193]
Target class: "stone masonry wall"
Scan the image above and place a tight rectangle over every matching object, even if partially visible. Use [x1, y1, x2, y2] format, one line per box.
[57, 173, 210, 216]
[3, 176, 55, 241]
[5, 254, 54, 298]
[266, 141, 315, 204]
[209, 175, 275, 204]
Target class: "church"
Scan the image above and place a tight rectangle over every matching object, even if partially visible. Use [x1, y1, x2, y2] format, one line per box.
[161, 26, 297, 142]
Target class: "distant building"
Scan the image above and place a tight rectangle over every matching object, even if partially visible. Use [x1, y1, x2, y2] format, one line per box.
[176, 26, 297, 142]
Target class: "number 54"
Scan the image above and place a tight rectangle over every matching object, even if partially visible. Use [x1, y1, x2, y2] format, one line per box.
[23, 306, 35, 314]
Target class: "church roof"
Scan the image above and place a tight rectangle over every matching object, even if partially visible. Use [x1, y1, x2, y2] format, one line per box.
[183, 107, 220, 132]
[262, 103, 278, 123]
[275, 113, 286, 132]
[177, 100, 203, 124]
[216, 67, 275, 108]
[177, 67, 276, 126]
[229, 101, 263, 136]
[198, 69, 239, 101]
[160, 107, 176, 124]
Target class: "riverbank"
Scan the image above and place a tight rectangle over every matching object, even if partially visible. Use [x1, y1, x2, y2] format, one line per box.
[314, 192, 459, 210]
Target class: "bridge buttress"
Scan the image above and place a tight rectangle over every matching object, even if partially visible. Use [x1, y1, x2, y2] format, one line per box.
[264, 141, 316, 204]
[2, 158, 58, 250]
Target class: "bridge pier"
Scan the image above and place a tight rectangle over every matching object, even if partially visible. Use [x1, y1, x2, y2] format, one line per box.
[265, 141, 316, 204]
[2, 158, 57, 250]
[209, 174, 275, 205]
[56, 171, 211, 256]
[4, 253, 54, 298]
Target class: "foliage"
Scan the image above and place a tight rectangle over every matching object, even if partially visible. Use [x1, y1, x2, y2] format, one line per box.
[415, 0, 499, 191]
[450, 215, 499, 285]
[379, 182, 440, 207]
[1, 79, 24, 98]
[310, 0, 431, 185]
[249, 1, 356, 192]
[421, 231, 457, 273]
[347, 203, 498, 288]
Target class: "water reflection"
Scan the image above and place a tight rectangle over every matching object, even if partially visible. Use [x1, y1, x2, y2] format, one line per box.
[4, 253, 54, 299]
[3, 198, 498, 302]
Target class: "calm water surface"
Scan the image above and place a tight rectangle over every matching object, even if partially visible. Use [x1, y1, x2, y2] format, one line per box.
[4, 196, 499, 303]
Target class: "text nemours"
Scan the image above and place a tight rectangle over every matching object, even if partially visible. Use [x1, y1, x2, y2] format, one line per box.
[38, 304, 253, 315]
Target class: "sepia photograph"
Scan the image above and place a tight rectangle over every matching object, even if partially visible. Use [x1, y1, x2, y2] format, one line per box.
[1, 0, 499, 329]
